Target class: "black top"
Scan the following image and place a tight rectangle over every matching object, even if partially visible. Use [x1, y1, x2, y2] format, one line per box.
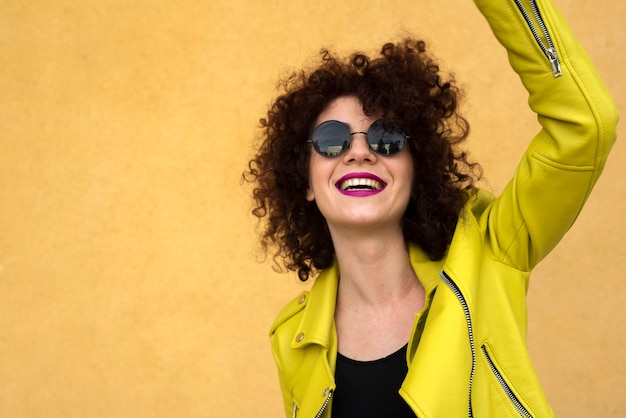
[331, 344, 416, 417]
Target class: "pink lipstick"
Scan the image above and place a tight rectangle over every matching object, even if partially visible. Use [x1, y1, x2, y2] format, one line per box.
[335, 172, 387, 197]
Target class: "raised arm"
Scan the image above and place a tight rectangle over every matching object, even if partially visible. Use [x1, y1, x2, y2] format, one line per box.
[475, 0, 619, 270]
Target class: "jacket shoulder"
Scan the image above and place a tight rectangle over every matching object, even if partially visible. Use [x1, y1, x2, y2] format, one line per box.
[269, 291, 309, 337]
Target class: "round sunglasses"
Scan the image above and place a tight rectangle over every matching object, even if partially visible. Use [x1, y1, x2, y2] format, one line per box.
[308, 119, 410, 158]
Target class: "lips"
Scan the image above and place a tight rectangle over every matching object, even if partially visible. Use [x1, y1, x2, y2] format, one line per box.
[335, 172, 387, 197]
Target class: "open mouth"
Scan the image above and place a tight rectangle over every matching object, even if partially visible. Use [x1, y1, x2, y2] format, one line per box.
[335, 173, 387, 196]
[338, 178, 384, 191]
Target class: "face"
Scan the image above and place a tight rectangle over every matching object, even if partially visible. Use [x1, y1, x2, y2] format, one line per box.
[306, 96, 414, 235]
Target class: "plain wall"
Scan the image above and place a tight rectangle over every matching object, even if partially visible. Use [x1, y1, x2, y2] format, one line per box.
[1, 0, 624, 417]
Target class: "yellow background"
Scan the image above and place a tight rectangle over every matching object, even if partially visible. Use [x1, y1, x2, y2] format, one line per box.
[1, 0, 624, 417]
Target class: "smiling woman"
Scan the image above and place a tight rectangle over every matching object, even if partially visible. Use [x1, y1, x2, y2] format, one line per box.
[243, 0, 618, 416]
[304, 96, 416, 242]
[244, 39, 479, 283]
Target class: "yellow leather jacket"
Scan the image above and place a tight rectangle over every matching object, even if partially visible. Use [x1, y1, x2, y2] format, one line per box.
[269, 0, 618, 416]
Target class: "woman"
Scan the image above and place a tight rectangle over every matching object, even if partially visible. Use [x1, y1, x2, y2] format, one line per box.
[245, 0, 618, 416]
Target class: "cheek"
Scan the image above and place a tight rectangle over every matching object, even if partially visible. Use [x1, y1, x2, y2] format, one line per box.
[306, 155, 335, 202]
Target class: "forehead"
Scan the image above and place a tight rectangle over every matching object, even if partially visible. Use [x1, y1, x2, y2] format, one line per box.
[314, 96, 378, 129]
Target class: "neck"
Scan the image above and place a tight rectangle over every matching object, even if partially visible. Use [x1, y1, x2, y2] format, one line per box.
[329, 225, 419, 307]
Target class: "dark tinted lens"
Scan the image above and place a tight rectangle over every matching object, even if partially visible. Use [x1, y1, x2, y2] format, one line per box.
[310, 120, 351, 157]
[367, 120, 407, 156]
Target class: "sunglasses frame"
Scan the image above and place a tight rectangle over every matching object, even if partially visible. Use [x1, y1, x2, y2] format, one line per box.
[307, 119, 411, 158]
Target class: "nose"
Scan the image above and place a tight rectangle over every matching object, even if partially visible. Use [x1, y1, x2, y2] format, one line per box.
[343, 132, 377, 163]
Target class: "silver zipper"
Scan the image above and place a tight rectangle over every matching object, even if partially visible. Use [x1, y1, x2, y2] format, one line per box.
[292, 391, 332, 418]
[513, 0, 562, 77]
[441, 271, 476, 418]
[481, 346, 533, 418]
[314, 390, 333, 418]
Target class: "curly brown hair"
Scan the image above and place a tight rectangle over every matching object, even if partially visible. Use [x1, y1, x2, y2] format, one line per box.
[244, 38, 482, 281]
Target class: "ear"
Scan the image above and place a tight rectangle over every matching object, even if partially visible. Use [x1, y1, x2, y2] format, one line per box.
[306, 187, 315, 202]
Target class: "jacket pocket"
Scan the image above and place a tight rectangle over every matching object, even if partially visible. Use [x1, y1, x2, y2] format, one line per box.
[477, 343, 534, 418]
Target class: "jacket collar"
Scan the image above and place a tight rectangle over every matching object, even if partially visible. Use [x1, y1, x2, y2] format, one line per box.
[291, 261, 339, 350]
[407, 243, 444, 293]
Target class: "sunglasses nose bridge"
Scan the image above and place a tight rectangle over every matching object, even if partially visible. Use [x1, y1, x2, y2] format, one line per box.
[345, 131, 376, 158]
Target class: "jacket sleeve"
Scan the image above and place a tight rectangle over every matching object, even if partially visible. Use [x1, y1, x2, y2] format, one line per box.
[474, 0, 619, 270]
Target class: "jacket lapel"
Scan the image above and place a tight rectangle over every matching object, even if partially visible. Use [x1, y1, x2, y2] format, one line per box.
[400, 274, 474, 417]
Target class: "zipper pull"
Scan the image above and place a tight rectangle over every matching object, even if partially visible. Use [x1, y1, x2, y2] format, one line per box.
[292, 402, 297, 418]
[546, 47, 562, 77]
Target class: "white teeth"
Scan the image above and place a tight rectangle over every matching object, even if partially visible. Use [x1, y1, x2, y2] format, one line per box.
[340, 178, 383, 191]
